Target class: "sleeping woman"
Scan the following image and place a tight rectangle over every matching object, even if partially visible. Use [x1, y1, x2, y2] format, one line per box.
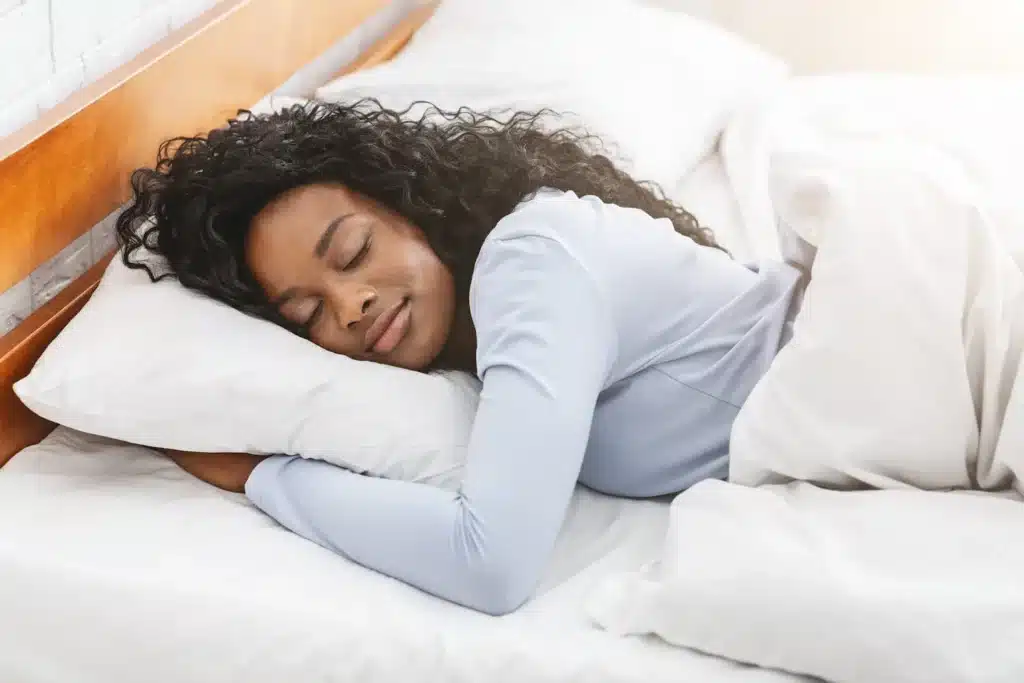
[117, 100, 804, 615]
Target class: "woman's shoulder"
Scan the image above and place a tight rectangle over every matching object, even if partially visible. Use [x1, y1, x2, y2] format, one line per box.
[479, 188, 605, 263]
[470, 189, 608, 301]
[493, 189, 602, 240]
[468, 190, 617, 367]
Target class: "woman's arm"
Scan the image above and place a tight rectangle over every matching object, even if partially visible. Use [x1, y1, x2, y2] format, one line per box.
[165, 450, 266, 493]
[245, 232, 615, 615]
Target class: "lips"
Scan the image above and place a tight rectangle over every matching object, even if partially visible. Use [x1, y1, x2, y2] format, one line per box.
[364, 297, 411, 355]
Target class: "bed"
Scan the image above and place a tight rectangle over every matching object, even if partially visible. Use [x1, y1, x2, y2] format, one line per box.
[0, 1, 801, 681]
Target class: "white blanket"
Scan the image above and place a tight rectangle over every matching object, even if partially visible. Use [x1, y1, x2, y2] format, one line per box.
[587, 76, 1024, 682]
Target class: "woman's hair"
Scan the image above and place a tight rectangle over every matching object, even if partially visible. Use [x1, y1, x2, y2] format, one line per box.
[117, 99, 721, 327]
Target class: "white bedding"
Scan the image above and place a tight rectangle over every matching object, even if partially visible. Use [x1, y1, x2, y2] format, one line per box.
[670, 150, 762, 262]
[0, 428, 803, 683]
[588, 76, 1024, 683]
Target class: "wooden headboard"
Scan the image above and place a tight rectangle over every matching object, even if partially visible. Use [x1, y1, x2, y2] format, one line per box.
[0, 0, 437, 466]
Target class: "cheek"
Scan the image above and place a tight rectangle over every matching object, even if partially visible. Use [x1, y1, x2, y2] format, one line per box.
[425, 261, 457, 338]
[398, 239, 444, 291]
[368, 238, 429, 289]
[411, 248, 456, 336]
[417, 247, 453, 300]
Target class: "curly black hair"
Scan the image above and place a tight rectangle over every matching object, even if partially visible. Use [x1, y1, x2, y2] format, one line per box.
[116, 98, 721, 331]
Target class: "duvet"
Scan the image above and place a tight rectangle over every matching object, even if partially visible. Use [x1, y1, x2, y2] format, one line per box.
[588, 75, 1024, 683]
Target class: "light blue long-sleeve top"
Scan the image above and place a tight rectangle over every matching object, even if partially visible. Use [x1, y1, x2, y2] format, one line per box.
[245, 189, 803, 615]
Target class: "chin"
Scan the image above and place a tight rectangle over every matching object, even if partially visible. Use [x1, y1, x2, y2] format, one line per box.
[398, 340, 443, 372]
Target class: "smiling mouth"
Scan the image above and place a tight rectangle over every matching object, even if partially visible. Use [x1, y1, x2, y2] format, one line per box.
[364, 297, 411, 355]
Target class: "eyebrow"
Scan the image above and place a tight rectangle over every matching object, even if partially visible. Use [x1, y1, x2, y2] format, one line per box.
[314, 212, 354, 259]
[274, 213, 355, 305]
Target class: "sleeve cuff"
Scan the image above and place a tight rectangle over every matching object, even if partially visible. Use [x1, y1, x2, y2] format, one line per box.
[244, 454, 298, 509]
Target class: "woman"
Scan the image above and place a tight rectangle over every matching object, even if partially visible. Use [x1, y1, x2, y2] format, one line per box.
[117, 100, 803, 615]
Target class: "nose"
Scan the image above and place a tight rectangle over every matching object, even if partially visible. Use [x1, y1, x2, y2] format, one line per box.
[328, 279, 377, 330]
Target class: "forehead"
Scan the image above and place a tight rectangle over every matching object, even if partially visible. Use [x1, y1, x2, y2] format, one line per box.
[248, 184, 359, 261]
[252, 183, 354, 235]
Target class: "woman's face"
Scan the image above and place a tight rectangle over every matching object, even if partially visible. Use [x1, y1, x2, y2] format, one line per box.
[246, 183, 456, 370]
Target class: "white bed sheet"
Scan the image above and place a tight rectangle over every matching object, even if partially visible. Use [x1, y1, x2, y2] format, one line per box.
[0, 428, 803, 683]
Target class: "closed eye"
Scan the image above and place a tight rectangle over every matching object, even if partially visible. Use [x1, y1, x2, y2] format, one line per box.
[302, 300, 324, 333]
[344, 233, 372, 271]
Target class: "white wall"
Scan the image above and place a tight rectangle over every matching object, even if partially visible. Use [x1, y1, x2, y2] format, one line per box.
[646, 0, 1024, 73]
[0, 0, 221, 140]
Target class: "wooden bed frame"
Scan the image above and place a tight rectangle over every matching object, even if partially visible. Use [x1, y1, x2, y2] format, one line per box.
[0, 0, 437, 467]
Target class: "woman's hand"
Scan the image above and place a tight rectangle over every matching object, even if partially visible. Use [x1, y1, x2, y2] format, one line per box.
[165, 450, 268, 494]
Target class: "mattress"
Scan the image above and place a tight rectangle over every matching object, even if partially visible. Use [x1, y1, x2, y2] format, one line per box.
[0, 428, 803, 683]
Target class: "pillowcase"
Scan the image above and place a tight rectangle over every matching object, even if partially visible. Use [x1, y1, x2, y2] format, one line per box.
[316, 0, 788, 189]
[14, 253, 480, 492]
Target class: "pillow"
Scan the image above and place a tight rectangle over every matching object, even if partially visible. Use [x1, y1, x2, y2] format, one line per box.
[315, 0, 788, 189]
[14, 253, 481, 492]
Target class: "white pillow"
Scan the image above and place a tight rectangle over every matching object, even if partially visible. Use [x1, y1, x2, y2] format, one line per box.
[14, 253, 480, 492]
[316, 0, 788, 189]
